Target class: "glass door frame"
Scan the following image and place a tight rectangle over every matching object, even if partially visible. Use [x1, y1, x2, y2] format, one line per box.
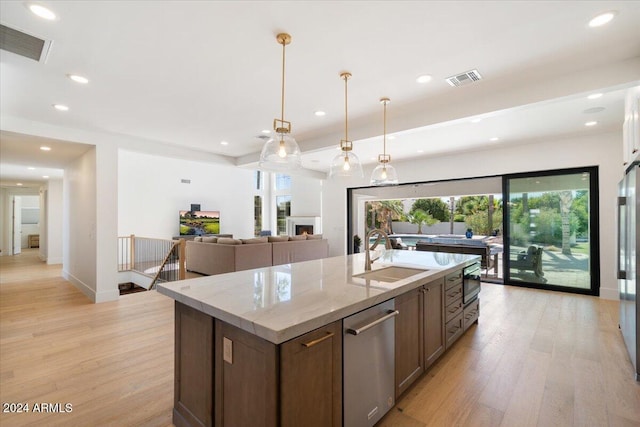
[502, 166, 600, 296]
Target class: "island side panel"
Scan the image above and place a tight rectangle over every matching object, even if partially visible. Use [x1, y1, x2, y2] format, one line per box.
[174, 301, 214, 427]
[214, 319, 279, 427]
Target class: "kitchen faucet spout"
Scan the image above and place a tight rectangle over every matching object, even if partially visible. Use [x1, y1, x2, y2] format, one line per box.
[364, 229, 392, 271]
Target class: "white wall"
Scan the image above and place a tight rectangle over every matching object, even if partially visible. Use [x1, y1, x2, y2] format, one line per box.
[322, 130, 622, 299]
[118, 150, 255, 239]
[44, 179, 63, 264]
[63, 148, 98, 301]
[290, 175, 322, 217]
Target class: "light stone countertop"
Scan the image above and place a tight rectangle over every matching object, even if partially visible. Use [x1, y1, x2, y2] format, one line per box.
[157, 249, 480, 344]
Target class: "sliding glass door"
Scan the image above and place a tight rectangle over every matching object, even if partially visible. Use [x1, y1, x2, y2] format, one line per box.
[503, 167, 599, 295]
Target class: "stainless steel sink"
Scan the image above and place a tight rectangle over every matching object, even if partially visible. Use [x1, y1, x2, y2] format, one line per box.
[353, 266, 428, 283]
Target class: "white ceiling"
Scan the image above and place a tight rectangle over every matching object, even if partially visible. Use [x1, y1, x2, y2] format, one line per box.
[1, 1, 639, 187]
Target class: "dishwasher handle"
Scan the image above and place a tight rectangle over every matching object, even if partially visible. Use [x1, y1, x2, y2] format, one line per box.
[346, 310, 399, 335]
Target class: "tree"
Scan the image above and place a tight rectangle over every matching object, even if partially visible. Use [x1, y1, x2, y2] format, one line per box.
[559, 190, 573, 255]
[406, 209, 439, 234]
[366, 200, 404, 234]
[410, 198, 450, 222]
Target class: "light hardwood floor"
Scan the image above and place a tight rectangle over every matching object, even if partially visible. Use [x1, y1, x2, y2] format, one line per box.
[1, 250, 639, 426]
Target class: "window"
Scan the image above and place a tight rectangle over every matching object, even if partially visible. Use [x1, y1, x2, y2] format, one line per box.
[275, 174, 291, 191]
[254, 195, 262, 236]
[276, 195, 291, 235]
[504, 167, 599, 295]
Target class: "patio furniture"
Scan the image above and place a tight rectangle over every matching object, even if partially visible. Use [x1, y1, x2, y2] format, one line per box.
[415, 237, 498, 277]
[511, 245, 545, 282]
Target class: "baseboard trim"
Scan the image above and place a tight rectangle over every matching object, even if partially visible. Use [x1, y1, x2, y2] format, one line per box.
[62, 270, 96, 302]
[599, 287, 618, 301]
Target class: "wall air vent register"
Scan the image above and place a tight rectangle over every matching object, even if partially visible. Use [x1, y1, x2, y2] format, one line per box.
[0, 24, 52, 63]
[445, 69, 483, 87]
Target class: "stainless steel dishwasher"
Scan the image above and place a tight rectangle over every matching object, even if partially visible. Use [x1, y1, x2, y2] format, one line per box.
[343, 299, 398, 427]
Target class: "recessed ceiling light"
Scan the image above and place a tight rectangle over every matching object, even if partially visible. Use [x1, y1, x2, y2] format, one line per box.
[261, 129, 271, 134]
[388, 135, 396, 140]
[587, 93, 603, 100]
[417, 149, 424, 153]
[28, 4, 56, 20]
[314, 111, 326, 117]
[416, 75, 432, 84]
[16, 183, 23, 186]
[220, 141, 229, 146]
[471, 118, 482, 123]
[585, 121, 598, 126]
[28, 166, 35, 170]
[589, 11, 616, 27]
[40, 146, 51, 151]
[43, 175, 49, 179]
[53, 104, 69, 111]
[67, 74, 89, 84]
[489, 137, 499, 142]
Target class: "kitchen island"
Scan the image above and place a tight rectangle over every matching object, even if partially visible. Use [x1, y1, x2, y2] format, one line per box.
[157, 249, 480, 427]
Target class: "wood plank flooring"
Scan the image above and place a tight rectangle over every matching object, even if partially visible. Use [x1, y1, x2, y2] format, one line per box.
[1, 249, 639, 426]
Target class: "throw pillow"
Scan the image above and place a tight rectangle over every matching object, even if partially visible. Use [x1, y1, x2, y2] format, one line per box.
[268, 236, 290, 242]
[193, 236, 203, 242]
[306, 234, 323, 240]
[240, 237, 269, 244]
[201, 236, 217, 243]
[217, 237, 242, 245]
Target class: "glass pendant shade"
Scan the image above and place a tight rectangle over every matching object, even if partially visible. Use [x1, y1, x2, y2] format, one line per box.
[370, 162, 399, 185]
[329, 149, 363, 178]
[260, 131, 302, 170]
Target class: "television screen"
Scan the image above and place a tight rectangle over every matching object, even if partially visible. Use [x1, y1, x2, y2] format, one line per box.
[179, 210, 220, 235]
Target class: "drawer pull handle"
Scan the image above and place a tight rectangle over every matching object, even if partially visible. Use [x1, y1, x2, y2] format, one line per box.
[302, 332, 335, 348]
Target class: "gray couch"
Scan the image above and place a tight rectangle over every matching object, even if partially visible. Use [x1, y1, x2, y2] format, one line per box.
[186, 235, 329, 276]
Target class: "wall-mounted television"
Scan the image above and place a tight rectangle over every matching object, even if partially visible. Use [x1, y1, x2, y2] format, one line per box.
[179, 210, 220, 235]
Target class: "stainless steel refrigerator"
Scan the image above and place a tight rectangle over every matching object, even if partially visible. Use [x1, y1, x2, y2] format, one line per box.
[618, 161, 640, 380]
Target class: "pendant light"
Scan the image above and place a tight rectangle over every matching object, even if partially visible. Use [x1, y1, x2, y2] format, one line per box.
[370, 97, 399, 185]
[329, 72, 363, 179]
[259, 33, 302, 170]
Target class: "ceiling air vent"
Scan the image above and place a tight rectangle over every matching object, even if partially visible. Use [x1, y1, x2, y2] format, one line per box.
[445, 69, 482, 87]
[0, 24, 52, 63]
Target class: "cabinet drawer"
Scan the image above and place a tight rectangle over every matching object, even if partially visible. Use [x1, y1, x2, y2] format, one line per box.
[444, 282, 463, 307]
[445, 270, 463, 290]
[445, 299, 463, 323]
[463, 298, 480, 331]
[445, 313, 464, 349]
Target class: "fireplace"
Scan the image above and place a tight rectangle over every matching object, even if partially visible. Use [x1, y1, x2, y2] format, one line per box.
[295, 225, 314, 235]
[286, 216, 321, 236]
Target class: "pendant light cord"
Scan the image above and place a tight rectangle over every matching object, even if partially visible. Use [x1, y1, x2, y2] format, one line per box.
[383, 100, 387, 157]
[344, 75, 349, 142]
[281, 40, 286, 124]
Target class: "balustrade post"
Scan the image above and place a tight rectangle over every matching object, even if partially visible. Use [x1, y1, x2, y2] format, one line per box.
[178, 238, 186, 280]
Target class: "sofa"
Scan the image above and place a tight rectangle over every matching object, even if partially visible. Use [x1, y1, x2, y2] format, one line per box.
[186, 235, 329, 276]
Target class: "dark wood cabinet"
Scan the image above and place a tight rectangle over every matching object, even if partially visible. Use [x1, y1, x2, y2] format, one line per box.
[395, 287, 424, 398]
[423, 278, 445, 368]
[174, 302, 214, 427]
[214, 320, 278, 427]
[281, 321, 342, 427]
[463, 297, 480, 331]
[444, 270, 464, 350]
[174, 304, 342, 427]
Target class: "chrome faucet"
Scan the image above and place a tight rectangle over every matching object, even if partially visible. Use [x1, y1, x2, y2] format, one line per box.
[364, 228, 392, 270]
